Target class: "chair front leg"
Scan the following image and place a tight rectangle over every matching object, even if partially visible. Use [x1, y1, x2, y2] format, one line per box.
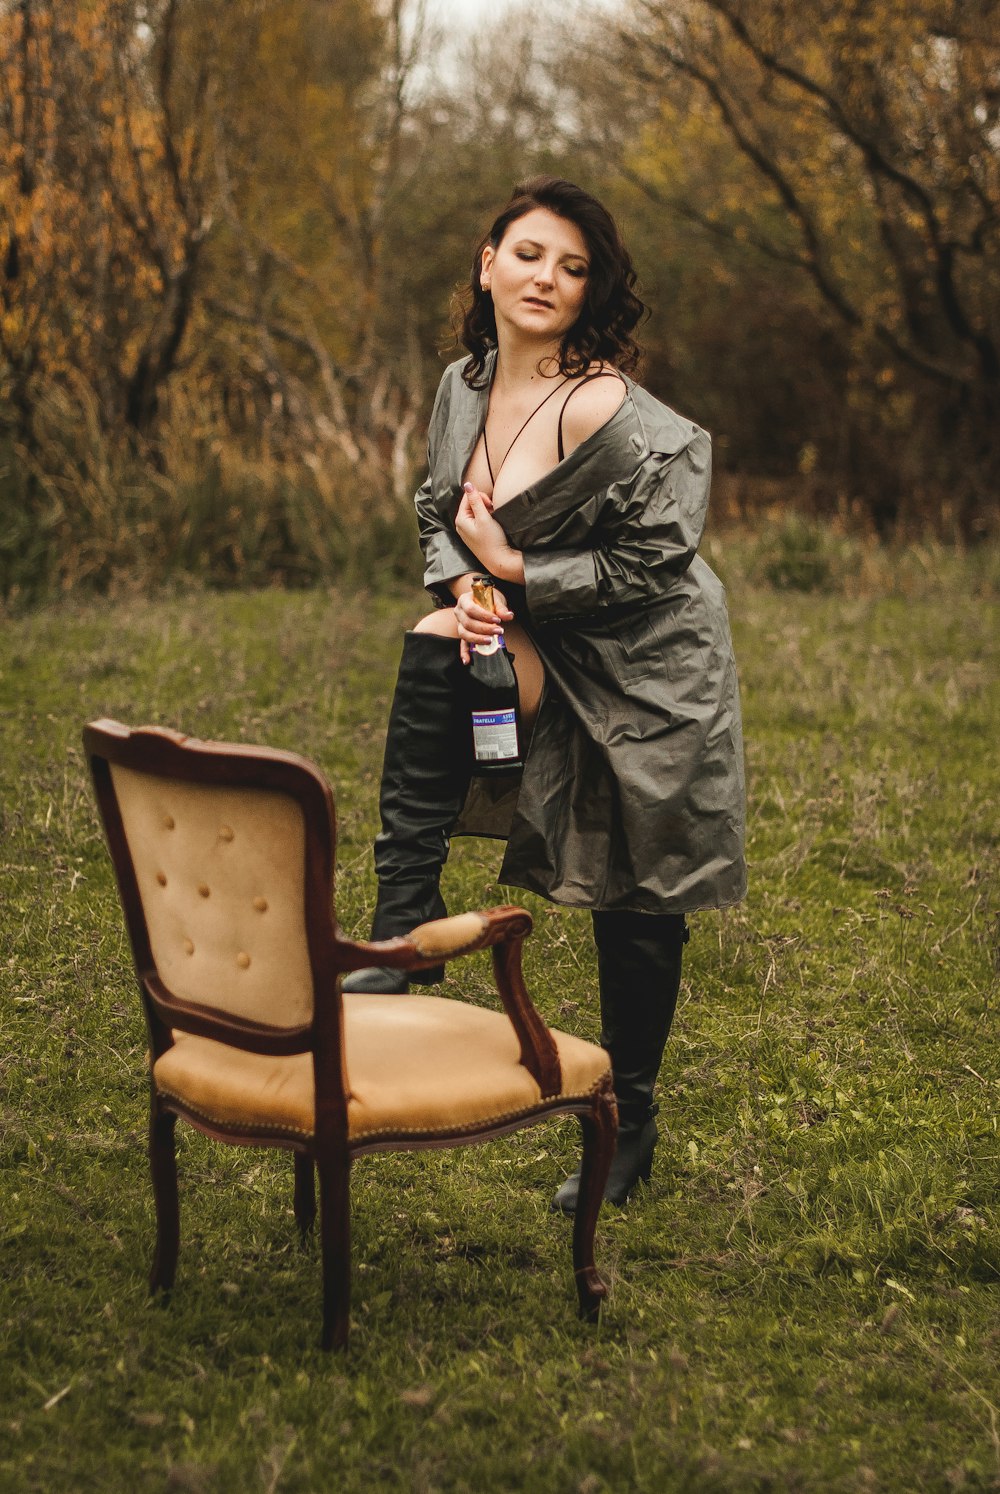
[148, 1098, 180, 1294]
[293, 1151, 316, 1238]
[572, 1076, 617, 1320]
[316, 1148, 352, 1351]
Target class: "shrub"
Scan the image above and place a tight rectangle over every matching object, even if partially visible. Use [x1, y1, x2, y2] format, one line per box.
[0, 378, 423, 611]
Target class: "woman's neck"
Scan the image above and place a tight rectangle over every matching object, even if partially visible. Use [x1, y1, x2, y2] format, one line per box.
[492, 330, 563, 393]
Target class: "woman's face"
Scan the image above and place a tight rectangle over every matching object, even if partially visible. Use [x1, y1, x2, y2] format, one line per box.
[480, 207, 590, 345]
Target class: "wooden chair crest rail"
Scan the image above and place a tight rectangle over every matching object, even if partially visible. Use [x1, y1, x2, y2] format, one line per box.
[83, 718, 617, 1350]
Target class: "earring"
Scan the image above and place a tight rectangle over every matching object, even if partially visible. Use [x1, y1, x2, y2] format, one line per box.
[481, 281, 491, 292]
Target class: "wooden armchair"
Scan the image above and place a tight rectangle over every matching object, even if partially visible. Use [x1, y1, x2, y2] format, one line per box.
[83, 719, 617, 1350]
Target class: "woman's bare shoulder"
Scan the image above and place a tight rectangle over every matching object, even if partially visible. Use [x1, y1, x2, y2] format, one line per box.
[559, 365, 628, 452]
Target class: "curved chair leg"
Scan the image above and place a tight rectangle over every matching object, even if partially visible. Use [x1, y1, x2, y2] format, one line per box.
[148, 1102, 179, 1293]
[317, 1150, 352, 1351]
[293, 1152, 316, 1238]
[572, 1078, 617, 1321]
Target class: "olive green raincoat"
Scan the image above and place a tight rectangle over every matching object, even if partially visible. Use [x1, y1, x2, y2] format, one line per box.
[416, 352, 747, 915]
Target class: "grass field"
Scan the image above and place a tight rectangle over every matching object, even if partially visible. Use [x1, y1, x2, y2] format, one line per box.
[2, 536, 998, 1492]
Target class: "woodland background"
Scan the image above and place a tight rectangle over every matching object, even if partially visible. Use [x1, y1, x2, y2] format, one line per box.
[3, 8, 998, 1484]
[1, 0, 999, 607]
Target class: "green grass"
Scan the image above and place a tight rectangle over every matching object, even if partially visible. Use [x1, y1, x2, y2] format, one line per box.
[2, 546, 998, 1492]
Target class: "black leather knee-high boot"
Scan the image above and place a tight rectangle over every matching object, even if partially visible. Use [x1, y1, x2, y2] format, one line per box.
[552, 910, 688, 1212]
[343, 631, 471, 994]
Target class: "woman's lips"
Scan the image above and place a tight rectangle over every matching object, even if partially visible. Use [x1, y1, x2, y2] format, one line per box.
[523, 297, 554, 309]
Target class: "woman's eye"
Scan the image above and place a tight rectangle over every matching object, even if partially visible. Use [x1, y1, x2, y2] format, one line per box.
[565, 266, 587, 278]
[516, 251, 538, 262]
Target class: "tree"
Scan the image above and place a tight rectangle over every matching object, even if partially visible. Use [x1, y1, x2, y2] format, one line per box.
[0, 0, 434, 471]
[0, 0, 220, 439]
[590, 0, 1000, 531]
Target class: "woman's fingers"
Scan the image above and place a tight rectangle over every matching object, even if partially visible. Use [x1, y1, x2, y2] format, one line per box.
[492, 587, 514, 620]
[454, 583, 514, 662]
[463, 602, 501, 623]
[458, 484, 487, 523]
[459, 622, 501, 645]
[456, 597, 500, 629]
[457, 485, 500, 540]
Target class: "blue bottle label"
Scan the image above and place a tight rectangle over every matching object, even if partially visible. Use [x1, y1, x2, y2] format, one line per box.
[471, 708, 518, 761]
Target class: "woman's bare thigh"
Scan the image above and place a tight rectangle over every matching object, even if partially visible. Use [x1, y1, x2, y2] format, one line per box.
[501, 621, 544, 729]
[412, 610, 545, 728]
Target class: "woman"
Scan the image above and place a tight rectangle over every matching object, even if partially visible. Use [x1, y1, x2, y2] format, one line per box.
[344, 177, 746, 1212]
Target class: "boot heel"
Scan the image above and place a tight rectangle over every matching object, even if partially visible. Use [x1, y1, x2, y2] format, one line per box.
[552, 1116, 658, 1213]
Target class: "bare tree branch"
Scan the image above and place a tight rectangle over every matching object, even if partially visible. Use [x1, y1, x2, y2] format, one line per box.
[702, 0, 998, 377]
[626, 1, 990, 388]
[632, 35, 864, 327]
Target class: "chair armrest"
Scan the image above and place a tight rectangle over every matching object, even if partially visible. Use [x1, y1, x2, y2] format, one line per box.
[337, 905, 530, 972]
[337, 906, 562, 1098]
[409, 909, 509, 961]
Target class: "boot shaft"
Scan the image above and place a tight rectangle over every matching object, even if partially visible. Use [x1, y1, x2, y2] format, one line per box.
[374, 630, 472, 888]
[591, 909, 688, 1128]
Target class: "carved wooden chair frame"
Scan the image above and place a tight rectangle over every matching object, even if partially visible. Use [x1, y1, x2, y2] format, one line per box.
[84, 719, 617, 1350]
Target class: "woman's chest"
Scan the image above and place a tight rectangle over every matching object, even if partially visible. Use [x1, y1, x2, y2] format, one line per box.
[463, 394, 570, 511]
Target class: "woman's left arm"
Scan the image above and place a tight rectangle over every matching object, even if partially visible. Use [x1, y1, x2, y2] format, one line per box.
[521, 430, 711, 622]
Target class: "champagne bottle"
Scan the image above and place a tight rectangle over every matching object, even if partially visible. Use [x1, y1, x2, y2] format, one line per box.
[468, 576, 523, 774]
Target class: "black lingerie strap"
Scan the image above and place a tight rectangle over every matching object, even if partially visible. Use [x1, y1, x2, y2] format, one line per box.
[556, 369, 628, 462]
[484, 377, 569, 485]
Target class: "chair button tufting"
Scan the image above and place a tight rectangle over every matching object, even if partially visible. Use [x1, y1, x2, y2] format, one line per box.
[183, 938, 194, 955]
[253, 896, 268, 913]
[236, 951, 251, 969]
[198, 883, 210, 898]
[219, 825, 234, 842]
[163, 814, 175, 830]
[156, 872, 167, 887]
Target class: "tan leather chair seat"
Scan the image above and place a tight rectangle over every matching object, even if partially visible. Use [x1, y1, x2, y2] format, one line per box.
[154, 993, 611, 1143]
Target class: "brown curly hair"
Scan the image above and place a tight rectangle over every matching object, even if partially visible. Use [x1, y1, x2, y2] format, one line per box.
[456, 176, 647, 389]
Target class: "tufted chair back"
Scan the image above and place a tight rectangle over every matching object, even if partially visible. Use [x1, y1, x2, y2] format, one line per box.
[110, 766, 314, 1028]
[85, 720, 339, 1050]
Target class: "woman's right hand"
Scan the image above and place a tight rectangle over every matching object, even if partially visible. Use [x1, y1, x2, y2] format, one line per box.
[454, 585, 514, 665]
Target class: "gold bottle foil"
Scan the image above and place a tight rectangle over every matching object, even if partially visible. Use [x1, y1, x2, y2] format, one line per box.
[471, 576, 495, 612]
[471, 577, 501, 655]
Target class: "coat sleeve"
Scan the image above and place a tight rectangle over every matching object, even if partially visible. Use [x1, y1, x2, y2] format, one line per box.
[416, 474, 481, 604]
[521, 429, 711, 621]
[414, 365, 481, 604]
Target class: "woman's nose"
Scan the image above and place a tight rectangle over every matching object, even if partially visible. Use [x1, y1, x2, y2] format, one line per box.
[533, 263, 555, 288]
